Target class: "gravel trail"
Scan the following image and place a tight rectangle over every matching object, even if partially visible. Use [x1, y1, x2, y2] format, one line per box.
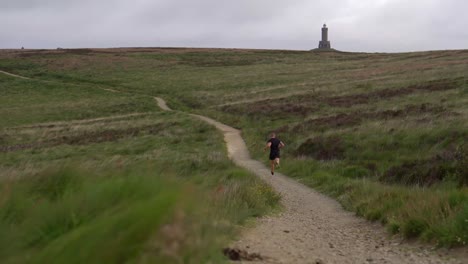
[153, 98, 467, 264]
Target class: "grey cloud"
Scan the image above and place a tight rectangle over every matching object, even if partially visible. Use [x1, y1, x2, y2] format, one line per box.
[0, 0, 467, 52]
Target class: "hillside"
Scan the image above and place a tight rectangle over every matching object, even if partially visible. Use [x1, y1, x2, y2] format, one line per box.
[0, 47, 467, 262]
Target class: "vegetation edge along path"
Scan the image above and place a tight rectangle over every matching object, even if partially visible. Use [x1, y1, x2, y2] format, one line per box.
[1, 70, 465, 263]
[153, 96, 465, 264]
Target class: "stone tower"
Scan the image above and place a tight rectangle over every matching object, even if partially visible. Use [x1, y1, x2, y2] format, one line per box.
[318, 24, 331, 49]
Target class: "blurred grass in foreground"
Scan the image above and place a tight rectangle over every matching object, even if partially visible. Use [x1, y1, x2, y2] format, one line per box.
[0, 163, 280, 264]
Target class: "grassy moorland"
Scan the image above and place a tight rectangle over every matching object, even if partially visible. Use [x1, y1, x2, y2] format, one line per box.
[1, 47, 467, 249]
[0, 73, 280, 263]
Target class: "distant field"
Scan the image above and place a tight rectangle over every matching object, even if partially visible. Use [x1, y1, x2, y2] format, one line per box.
[0, 47, 467, 257]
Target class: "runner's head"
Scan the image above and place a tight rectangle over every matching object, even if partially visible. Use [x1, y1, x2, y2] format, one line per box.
[270, 132, 276, 138]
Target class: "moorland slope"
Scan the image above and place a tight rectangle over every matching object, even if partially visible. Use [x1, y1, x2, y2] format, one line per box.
[1, 48, 467, 263]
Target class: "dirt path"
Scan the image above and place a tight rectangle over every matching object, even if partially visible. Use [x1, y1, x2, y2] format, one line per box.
[154, 97, 172, 111]
[0, 70, 31, 80]
[0, 70, 121, 93]
[6, 113, 150, 130]
[154, 97, 466, 264]
[212, 90, 311, 108]
[2, 70, 466, 263]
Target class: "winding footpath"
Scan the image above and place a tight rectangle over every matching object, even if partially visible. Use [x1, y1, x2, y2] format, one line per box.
[155, 97, 466, 264]
[0, 70, 31, 80]
[2, 70, 466, 264]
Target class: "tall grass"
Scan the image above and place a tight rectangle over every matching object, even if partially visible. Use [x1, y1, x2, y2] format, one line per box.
[279, 159, 468, 247]
[0, 163, 280, 264]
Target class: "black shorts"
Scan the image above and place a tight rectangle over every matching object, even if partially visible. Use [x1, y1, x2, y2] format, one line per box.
[269, 152, 280, 160]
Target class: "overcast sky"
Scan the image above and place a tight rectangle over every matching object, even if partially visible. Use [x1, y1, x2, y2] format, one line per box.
[1, 0, 467, 52]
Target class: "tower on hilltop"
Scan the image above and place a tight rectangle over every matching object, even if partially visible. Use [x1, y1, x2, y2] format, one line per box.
[318, 24, 331, 49]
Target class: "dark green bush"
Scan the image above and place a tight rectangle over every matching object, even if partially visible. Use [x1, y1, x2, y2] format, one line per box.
[403, 218, 429, 238]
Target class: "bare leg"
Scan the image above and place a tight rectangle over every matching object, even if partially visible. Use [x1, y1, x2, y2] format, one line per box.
[275, 158, 280, 167]
[270, 160, 275, 175]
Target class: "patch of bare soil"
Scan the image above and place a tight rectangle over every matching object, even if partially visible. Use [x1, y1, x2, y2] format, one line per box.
[16, 49, 94, 58]
[5, 113, 148, 131]
[295, 136, 345, 160]
[324, 78, 461, 107]
[2, 47, 289, 59]
[215, 90, 314, 109]
[222, 79, 462, 119]
[0, 142, 45, 153]
[223, 248, 264, 261]
[0, 123, 176, 153]
[346, 59, 468, 80]
[382, 144, 468, 187]
[279, 103, 454, 133]
[221, 94, 321, 118]
[154, 97, 171, 111]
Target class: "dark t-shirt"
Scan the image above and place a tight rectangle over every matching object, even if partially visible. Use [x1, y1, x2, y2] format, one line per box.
[268, 138, 282, 160]
[268, 138, 281, 154]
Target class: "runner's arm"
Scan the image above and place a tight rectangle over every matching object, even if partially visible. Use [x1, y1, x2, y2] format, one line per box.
[279, 141, 285, 148]
[264, 142, 272, 151]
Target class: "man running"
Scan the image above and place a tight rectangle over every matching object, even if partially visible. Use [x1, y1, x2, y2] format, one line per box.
[264, 132, 285, 175]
